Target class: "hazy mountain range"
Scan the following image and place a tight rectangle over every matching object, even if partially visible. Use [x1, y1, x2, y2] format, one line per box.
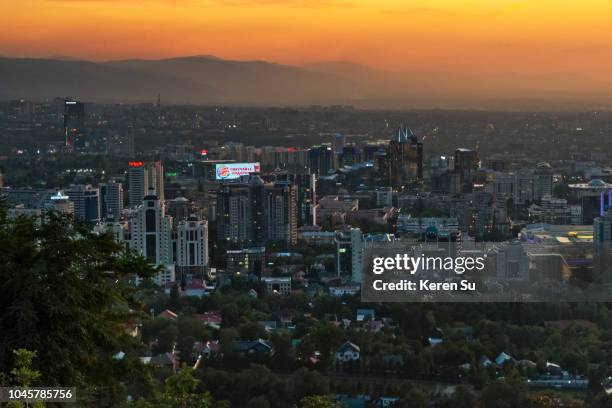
[1, 55, 611, 109]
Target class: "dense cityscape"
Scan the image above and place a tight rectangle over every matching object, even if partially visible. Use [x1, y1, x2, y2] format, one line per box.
[1, 98, 612, 407]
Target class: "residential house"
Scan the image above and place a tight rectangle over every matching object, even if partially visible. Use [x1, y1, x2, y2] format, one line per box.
[157, 309, 178, 320]
[335, 341, 360, 362]
[197, 311, 222, 329]
[183, 277, 214, 298]
[495, 352, 514, 366]
[479, 355, 493, 367]
[231, 339, 273, 357]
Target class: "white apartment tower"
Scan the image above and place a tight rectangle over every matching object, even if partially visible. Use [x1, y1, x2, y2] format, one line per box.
[130, 190, 174, 285]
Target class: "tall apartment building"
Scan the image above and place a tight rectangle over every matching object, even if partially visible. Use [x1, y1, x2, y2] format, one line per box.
[129, 191, 174, 285]
[99, 180, 124, 220]
[272, 172, 316, 226]
[148, 160, 164, 202]
[64, 100, 85, 150]
[534, 162, 554, 201]
[216, 178, 264, 245]
[176, 216, 208, 275]
[216, 175, 297, 247]
[128, 162, 147, 207]
[307, 145, 335, 176]
[65, 184, 100, 223]
[350, 228, 364, 283]
[387, 126, 423, 189]
[127, 160, 164, 207]
[266, 182, 297, 245]
[594, 210, 612, 285]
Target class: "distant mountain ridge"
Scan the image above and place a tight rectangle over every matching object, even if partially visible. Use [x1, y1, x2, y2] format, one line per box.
[0, 57, 217, 104]
[1, 55, 611, 109]
[104, 56, 362, 105]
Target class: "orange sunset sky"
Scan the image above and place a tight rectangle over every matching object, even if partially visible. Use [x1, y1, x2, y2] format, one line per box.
[1, 0, 611, 76]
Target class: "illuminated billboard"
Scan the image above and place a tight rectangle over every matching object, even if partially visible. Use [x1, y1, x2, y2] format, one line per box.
[215, 162, 260, 180]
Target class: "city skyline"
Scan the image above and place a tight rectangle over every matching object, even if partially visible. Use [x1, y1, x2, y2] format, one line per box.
[4, 2, 612, 405]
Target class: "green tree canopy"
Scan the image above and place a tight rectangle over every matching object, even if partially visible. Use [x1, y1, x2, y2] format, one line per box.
[0, 212, 156, 402]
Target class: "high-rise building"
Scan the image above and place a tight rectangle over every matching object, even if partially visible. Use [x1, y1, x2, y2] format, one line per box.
[594, 210, 612, 285]
[333, 132, 346, 154]
[363, 144, 387, 163]
[127, 161, 165, 207]
[64, 100, 85, 150]
[128, 161, 147, 207]
[387, 126, 423, 189]
[270, 147, 309, 172]
[216, 182, 250, 244]
[272, 172, 316, 226]
[350, 228, 364, 283]
[266, 182, 297, 246]
[534, 162, 554, 201]
[148, 161, 165, 202]
[339, 146, 361, 167]
[252, 176, 267, 243]
[307, 145, 335, 176]
[129, 190, 174, 285]
[216, 177, 266, 246]
[65, 184, 100, 223]
[335, 228, 395, 282]
[568, 180, 612, 224]
[595, 211, 612, 244]
[99, 180, 124, 220]
[454, 148, 480, 173]
[454, 148, 479, 186]
[216, 175, 298, 246]
[296, 173, 316, 227]
[176, 215, 208, 275]
[287, 148, 309, 173]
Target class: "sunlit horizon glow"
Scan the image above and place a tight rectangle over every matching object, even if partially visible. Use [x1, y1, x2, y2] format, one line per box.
[1, 0, 611, 78]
